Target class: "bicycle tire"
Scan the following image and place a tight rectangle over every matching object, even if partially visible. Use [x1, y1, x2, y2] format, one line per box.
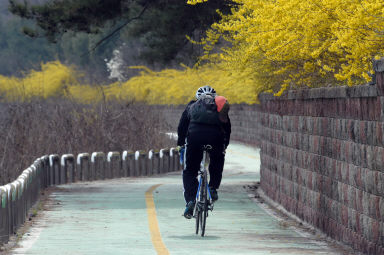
[201, 170, 208, 236]
[195, 176, 203, 235]
[195, 204, 200, 235]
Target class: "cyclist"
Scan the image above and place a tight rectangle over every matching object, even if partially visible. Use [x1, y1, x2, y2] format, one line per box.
[177, 85, 231, 219]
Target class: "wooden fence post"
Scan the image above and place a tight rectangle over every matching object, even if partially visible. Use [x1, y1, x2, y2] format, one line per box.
[10, 181, 19, 233]
[77, 153, 90, 181]
[61, 154, 75, 183]
[122, 151, 135, 177]
[138, 151, 147, 176]
[15, 177, 26, 231]
[148, 150, 154, 175]
[153, 151, 161, 174]
[91, 152, 106, 180]
[19, 172, 29, 219]
[0, 186, 9, 243]
[49, 155, 60, 185]
[107, 152, 121, 179]
[169, 148, 176, 172]
[173, 148, 181, 171]
[160, 149, 170, 173]
[39, 156, 49, 188]
[4, 184, 12, 241]
[29, 165, 37, 203]
[134, 151, 140, 176]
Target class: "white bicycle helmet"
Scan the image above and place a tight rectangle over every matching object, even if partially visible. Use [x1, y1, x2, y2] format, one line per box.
[195, 85, 216, 100]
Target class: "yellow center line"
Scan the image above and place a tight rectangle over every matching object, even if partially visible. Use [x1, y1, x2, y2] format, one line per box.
[145, 184, 170, 255]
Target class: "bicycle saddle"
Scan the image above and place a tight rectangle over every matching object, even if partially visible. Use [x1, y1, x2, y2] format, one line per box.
[203, 144, 212, 150]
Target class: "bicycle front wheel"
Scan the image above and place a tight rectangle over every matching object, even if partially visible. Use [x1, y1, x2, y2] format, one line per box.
[195, 204, 200, 235]
[200, 171, 208, 237]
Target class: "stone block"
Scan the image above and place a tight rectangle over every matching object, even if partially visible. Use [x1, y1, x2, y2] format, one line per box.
[365, 169, 375, 194]
[368, 98, 378, 121]
[308, 88, 321, 99]
[379, 97, 384, 121]
[362, 214, 370, 240]
[332, 118, 339, 138]
[379, 197, 384, 222]
[366, 121, 376, 146]
[357, 189, 364, 213]
[313, 117, 320, 136]
[302, 133, 309, 152]
[353, 143, 362, 167]
[378, 172, 384, 197]
[306, 116, 314, 134]
[349, 86, 363, 98]
[349, 164, 357, 187]
[346, 119, 355, 141]
[345, 98, 352, 119]
[323, 176, 332, 197]
[348, 141, 356, 165]
[336, 160, 343, 181]
[339, 140, 346, 162]
[355, 211, 362, 234]
[348, 207, 355, 230]
[337, 118, 343, 139]
[359, 167, 367, 191]
[319, 156, 327, 176]
[362, 191, 370, 216]
[321, 117, 330, 137]
[360, 121, 369, 144]
[369, 195, 381, 221]
[349, 185, 357, 210]
[347, 98, 357, 119]
[322, 137, 332, 158]
[341, 204, 349, 226]
[337, 182, 343, 204]
[327, 158, 336, 179]
[376, 147, 384, 172]
[327, 199, 335, 221]
[359, 97, 374, 120]
[354, 121, 361, 143]
[332, 180, 340, 202]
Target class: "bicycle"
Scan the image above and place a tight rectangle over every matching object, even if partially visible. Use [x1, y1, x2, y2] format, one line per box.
[193, 144, 214, 237]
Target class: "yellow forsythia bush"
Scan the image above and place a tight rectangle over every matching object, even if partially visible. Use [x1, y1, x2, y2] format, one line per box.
[106, 63, 260, 104]
[0, 61, 78, 101]
[0, 61, 259, 104]
[191, 0, 384, 95]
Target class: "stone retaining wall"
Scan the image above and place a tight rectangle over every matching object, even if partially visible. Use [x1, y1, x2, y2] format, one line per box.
[259, 83, 384, 254]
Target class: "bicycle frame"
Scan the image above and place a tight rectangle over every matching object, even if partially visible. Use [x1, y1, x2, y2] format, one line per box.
[195, 148, 212, 203]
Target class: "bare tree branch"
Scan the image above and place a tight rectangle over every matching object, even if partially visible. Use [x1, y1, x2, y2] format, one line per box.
[84, 4, 150, 56]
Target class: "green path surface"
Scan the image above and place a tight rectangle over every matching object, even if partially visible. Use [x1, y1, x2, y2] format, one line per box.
[11, 142, 345, 255]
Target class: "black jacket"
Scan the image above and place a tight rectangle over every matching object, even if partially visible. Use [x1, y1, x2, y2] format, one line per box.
[177, 100, 231, 147]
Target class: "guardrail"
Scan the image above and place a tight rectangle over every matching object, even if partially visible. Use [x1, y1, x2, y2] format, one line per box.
[0, 148, 181, 245]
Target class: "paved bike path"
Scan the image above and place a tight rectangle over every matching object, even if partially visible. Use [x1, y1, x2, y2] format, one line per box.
[11, 142, 345, 255]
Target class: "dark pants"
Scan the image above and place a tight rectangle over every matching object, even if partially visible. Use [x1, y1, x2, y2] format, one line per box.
[182, 135, 225, 203]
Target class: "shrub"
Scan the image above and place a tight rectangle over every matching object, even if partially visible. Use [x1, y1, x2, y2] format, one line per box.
[0, 99, 173, 184]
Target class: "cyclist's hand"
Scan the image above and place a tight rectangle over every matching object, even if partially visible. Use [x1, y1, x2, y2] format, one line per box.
[223, 144, 227, 155]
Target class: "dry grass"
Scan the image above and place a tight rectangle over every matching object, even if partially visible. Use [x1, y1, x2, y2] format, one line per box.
[0, 99, 173, 184]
